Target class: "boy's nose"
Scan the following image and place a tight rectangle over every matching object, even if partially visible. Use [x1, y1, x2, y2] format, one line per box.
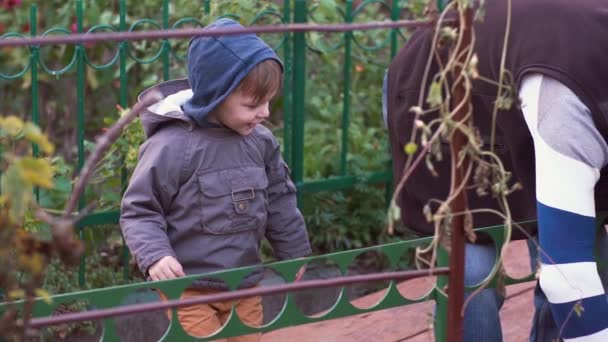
[258, 103, 270, 118]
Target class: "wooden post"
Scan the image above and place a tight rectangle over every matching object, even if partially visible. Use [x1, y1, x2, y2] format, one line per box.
[447, 5, 474, 342]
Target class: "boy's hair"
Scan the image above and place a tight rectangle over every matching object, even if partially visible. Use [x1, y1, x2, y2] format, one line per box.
[236, 59, 283, 104]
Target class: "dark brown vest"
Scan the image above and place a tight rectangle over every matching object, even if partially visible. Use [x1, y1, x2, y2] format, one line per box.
[386, 0, 608, 238]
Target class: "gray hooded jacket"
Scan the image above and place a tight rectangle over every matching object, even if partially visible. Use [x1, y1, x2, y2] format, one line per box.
[120, 78, 311, 289]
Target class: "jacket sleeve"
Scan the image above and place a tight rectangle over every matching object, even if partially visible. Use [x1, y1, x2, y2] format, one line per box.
[120, 132, 187, 275]
[264, 137, 312, 260]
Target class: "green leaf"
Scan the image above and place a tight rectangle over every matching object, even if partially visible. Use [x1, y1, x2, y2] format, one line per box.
[426, 81, 443, 107]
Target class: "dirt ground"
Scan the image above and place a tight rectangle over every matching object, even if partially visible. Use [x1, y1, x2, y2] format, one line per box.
[263, 240, 536, 342]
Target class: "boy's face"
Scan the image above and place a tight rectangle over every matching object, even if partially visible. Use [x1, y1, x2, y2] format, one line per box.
[208, 90, 272, 136]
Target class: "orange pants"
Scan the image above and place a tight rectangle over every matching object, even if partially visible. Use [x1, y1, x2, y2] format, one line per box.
[158, 287, 263, 341]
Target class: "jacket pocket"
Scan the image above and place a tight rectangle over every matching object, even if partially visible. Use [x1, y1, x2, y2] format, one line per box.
[197, 166, 269, 234]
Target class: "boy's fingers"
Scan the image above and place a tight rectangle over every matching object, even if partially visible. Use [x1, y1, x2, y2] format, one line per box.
[150, 270, 164, 281]
[169, 260, 186, 277]
[148, 256, 184, 281]
[161, 267, 176, 280]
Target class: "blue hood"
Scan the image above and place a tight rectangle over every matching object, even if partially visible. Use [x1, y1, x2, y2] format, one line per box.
[182, 18, 283, 126]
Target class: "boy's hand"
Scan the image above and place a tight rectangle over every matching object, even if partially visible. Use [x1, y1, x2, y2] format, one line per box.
[148, 256, 185, 281]
[294, 265, 307, 282]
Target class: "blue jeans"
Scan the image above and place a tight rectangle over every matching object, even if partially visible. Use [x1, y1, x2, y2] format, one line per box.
[463, 243, 504, 342]
[455, 229, 608, 342]
[528, 227, 608, 342]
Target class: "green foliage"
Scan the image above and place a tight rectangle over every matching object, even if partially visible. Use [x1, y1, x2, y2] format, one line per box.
[43, 244, 138, 295]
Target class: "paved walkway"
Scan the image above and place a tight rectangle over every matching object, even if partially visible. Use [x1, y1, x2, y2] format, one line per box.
[264, 240, 535, 342]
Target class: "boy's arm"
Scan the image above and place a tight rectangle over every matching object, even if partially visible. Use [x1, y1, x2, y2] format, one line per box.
[120, 136, 186, 276]
[264, 138, 312, 260]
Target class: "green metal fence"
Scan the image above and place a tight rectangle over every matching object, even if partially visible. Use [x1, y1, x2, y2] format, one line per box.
[0, 224, 534, 341]
[1, 0, 418, 287]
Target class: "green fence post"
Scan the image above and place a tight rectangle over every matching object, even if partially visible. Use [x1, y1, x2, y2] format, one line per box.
[390, 0, 399, 58]
[282, 0, 293, 167]
[437, 0, 446, 12]
[30, 5, 40, 202]
[75, 0, 87, 288]
[340, 0, 352, 176]
[119, 0, 128, 109]
[435, 247, 449, 342]
[162, 0, 170, 81]
[292, 0, 307, 202]
[384, 0, 400, 208]
[118, 0, 131, 281]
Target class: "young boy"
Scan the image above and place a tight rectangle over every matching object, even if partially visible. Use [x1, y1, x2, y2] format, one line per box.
[120, 18, 311, 340]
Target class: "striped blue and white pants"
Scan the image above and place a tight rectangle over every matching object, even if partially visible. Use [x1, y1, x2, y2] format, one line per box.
[520, 73, 608, 341]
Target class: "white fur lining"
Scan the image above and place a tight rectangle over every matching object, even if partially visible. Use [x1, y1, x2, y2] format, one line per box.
[147, 89, 193, 115]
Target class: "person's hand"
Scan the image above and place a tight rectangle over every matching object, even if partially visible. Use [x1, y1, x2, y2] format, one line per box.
[148, 256, 185, 281]
[294, 265, 307, 282]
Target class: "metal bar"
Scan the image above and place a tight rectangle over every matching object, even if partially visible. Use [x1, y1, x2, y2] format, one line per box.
[28, 267, 449, 329]
[75, 0, 86, 288]
[0, 20, 445, 48]
[435, 247, 449, 342]
[30, 5, 40, 202]
[119, 0, 130, 282]
[162, 0, 170, 81]
[292, 0, 307, 203]
[437, 0, 446, 12]
[119, 0, 128, 109]
[297, 170, 391, 194]
[340, 0, 353, 176]
[390, 0, 399, 58]
[385, 0, 400, 208]
[282, 0, 293, 167]
[204, 0, 210, 15]
[446, 6, 474, 342]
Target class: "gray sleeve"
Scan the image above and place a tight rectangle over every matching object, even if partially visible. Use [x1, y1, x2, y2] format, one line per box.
[264, 138, 312, 260]
[120, 133, 186, 275]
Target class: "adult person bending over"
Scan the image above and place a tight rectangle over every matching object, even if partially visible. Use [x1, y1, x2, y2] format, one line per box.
[384, 0, 608, 341]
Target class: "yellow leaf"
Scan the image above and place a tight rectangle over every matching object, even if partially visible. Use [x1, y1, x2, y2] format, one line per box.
[1, 115, 24, 137]
[1, 163, 32, 221]
[35, 288, 53, 305]
[8, 289, 25, 300]
[23, 123, 55, 154]
[87, 67, 99, 90]
[574, 301, 585, 317]
[404, 142, 419, 155]
[18, 253, 45, 275]
[21, 73, 32, 90]
[18, 157, 55, 189]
